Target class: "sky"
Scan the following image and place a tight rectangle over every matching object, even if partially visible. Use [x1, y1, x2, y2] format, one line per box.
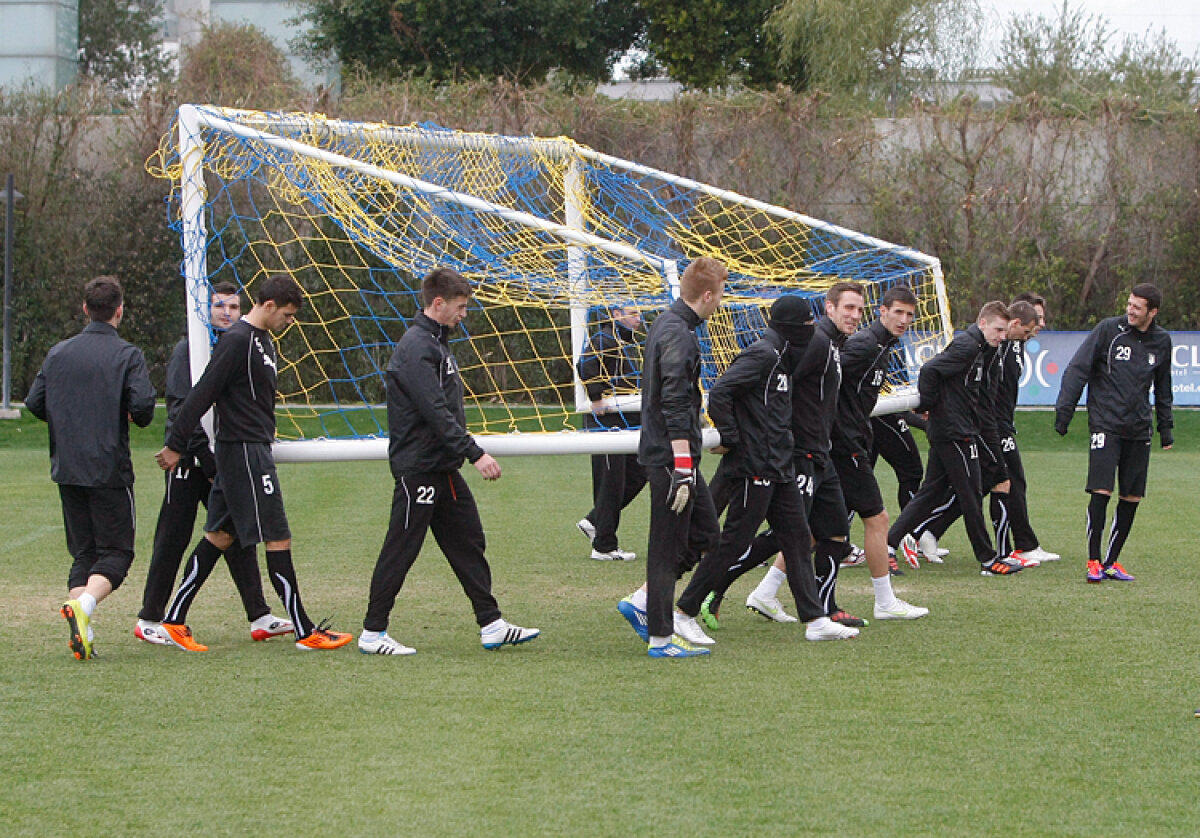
[980, 1, 1200, 60]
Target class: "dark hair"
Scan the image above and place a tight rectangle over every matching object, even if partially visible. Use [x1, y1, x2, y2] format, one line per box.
[881, 285, 918, 308]
[826, 281, 865, 307]
[978, 300, 1010, 322]
[1007, 300, 1038, 326]
[679, 257, 727, 303]
[1131, 283, 1162, 312]
[212, 281, 239, 297]
[1012, 291, 1045, 309]
[421, 267, 473, 307]
[255, 275, 304, 309]
[84, 276, 123, 322]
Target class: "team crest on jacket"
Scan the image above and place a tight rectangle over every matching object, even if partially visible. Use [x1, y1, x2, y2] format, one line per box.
[1148, 353, 1156, 365]
[445, 356, 458, 376]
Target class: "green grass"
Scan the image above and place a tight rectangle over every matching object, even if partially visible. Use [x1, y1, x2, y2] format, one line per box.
[2, 410, 1199, 836]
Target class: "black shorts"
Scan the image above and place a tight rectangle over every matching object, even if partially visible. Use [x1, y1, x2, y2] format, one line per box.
[796, 454, 849, 541]
[206, 442, 291, 545]
[831, 450, 885, 518]
[1086, 432, 1152, 497]
[978, 436, 1009, 489]
[59, 484, 136, 590]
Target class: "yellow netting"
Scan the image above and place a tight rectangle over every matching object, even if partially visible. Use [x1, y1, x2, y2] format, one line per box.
[148, 106, 949, 442]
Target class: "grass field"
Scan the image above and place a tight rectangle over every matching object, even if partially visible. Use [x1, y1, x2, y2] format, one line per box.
[2, 410, 1198, 836]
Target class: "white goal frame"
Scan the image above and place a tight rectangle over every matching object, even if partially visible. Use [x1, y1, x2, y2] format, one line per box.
[174, 105, 948, 462]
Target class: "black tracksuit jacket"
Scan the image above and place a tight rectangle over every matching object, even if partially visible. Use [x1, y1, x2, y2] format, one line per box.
[706, 328, 800, 482]
[914, 323, 987, 443]
[26, 321, 155, 487]
[832, 319, 896, 457]
[791, 317, 845, 459]
[167, 319, 279, 451]
[163, 337, 218, 478]
[384, 311, 486, 477]
[638, 298, 705, 468]
[1055, 315, 1173, 443]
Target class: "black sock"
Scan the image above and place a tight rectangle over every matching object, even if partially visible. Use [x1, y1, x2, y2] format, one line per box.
[1086, 493, 1110, 560]
[990, 492, 1011, 558]
[1104, 499, 1139, 567]
[265, 549, 313, 637]
[165, 538, 223, 625]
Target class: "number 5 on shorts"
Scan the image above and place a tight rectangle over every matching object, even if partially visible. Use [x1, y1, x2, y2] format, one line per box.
[262, 473, 275, 495]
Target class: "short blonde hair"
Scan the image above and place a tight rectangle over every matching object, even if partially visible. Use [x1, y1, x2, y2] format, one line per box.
[679, 257, 727, 303]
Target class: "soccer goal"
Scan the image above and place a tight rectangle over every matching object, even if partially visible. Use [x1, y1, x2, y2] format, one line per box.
[148, 105, 951, 461]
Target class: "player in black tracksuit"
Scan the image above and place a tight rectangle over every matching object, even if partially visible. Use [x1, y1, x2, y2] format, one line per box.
[359, 268, 539, 654]
[576, 305, 647, 559]
[156, 275, 352, 651]
[831, 286, 929, 620]
[675, 296, 855, 642]
[135, 285, 283, 645]
[617, 258, 725, 656]
[712, 284, 862, 625]
[27, 276, 156, 659]
[1055, 284, 1173, 581]
[888, 302, 1020, 576]
[905, 314, 1037, 564]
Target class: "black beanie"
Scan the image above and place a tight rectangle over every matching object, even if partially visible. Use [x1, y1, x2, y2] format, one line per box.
[769, 295, 815, 344]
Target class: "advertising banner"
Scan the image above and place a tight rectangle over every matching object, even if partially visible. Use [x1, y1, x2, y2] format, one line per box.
[1017, 331, 1200, 406]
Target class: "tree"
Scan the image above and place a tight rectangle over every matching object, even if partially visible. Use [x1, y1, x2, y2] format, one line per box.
[177, 22, 300, 109]
[996, 2, 1198, 110]
[995, 0, 1111, 104]
[768, 0, 980, 102]
[637, 0, 796, 90]
[293, 0, 643, 84]
[77, 0, 172, 96]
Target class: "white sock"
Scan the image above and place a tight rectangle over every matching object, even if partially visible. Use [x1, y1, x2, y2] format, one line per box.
[360, 630, 381, 643]
[754, 566, 786, 599]
[648, 635, 670, 648]
[78, 592, 97, 616]
[807, 616, 831, 630]
[871, 574, 897, 609]
[629, 588, 647, 610]
[482, 618, 505, 634]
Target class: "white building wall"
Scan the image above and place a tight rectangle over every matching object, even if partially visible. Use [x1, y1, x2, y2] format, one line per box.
[0, 0, 78, 91]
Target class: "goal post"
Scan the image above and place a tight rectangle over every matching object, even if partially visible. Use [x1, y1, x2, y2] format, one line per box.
[149, 106, 950, 462]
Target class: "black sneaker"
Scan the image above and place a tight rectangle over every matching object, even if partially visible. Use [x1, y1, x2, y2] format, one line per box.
[980, 557, 1024, 576]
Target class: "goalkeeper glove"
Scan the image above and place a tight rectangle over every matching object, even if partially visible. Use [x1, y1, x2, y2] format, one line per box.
[667, 468, 695, 514]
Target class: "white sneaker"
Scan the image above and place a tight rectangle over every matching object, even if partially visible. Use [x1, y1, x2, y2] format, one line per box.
[481, 619, 540, 650]
[873, 598, 930, 621]
[358, 632, 416, 656]
[840, 544, 867, 567]
[673, 612, 715, 645]
[918, 531, 948, 563]
[134, 619, 171, 646]
[1022, 546, 1060, 561]
[805, 620, 859, 640]
[1008, 551, 1041, 568]
[745, 591, 798, 623]
[591, 548, 637, 561]
[576, 518, 596, 542]
[899, 533, 922, 569]
[250, 614, 295, 641]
